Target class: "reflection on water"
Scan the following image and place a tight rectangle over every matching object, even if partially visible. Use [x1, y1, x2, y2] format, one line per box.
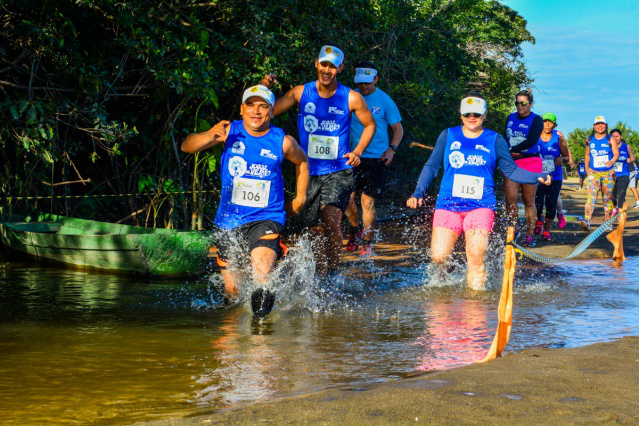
[1, 256, 638, 424]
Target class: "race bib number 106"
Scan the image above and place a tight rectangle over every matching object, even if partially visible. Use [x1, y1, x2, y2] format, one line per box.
[231, 177, 271, 208]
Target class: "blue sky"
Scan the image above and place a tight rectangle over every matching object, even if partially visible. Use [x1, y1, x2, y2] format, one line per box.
[501, 0, 639, 134]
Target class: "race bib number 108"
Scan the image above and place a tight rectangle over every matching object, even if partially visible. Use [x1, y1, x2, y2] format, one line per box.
[308, 135, 339, 160]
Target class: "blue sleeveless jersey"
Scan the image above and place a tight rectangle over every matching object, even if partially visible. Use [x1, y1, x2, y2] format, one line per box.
[615, 142, 629, 177]
[578, 163, 586, 175]
[505, 112, 540, 155]
[587, 134, 613, 172]
[538, 130, 563, 181]
[297, 82, 351, 176]
[436, 126, 499, 212]
[214, 120, 286, 228]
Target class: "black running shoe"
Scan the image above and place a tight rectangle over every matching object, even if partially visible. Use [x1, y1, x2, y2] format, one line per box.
[251, 288, 276, 316]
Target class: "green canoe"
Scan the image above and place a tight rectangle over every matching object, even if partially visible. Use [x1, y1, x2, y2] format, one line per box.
[0, 213, 215, 277]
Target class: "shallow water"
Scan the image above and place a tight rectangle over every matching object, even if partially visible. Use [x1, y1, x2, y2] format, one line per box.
[1, 254, 638, 424]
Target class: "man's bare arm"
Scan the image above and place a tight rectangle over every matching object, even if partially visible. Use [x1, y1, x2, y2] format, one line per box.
[181, 120, 230, 153]
[344, 91, 376, 166]
[283, 135, 309, 215]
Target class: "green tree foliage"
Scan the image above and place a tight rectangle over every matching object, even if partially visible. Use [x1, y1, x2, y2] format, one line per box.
[1, 0, 534, 227]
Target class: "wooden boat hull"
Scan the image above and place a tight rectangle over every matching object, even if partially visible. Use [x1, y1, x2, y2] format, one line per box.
[0, 214, 214, 277]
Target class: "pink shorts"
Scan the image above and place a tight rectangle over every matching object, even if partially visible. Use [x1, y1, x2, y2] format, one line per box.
[514, 156, 542, 173]
[432, 208, 495, 236]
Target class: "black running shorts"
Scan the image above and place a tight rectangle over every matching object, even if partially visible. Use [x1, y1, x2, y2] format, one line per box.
[215, 220, 283, 266]
[353, 158, 388, 199]
[286, 168, 354, 231]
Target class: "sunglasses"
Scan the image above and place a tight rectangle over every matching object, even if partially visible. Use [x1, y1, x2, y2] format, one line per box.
[514, 101, 529, 107]
[462, 112, 482, 118]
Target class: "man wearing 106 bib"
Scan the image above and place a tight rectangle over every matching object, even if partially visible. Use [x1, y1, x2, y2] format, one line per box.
[181, 85, 309, 315]
[407, 93, 551, 290]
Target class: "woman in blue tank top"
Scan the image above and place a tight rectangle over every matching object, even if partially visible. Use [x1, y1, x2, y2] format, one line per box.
[407, 92, 550, 291]
[581, 116, 619, 230]
[610, 128, 637, 213]
[503, 89, 544, 247]
[533, 113, 572, 241]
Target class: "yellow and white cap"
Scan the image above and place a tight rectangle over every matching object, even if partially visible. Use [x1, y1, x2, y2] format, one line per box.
[354, 67, 377, 83]
[460, 96, 487, 115]
[593, 115, 607, 125]
[318, 45, 344, 67]
[242, 85, 275, 106]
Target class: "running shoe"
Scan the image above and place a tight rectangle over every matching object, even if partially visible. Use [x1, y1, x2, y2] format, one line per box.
[251, 288, 276, 316]
[534, 219, 544, 235]
[359, 243, 375, 257]
[557, 213, 567, 229]
[580, 220, 591, 231]
[634, 201, 639, 209]
[611, 207, 620, 219]
[346, 225, 364, 252]
[522, 234, 535, 247]
[542, 229, 552, 241]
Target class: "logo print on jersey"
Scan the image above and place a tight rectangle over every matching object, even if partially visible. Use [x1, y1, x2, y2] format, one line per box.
[318, 120, 340, 132]
[304, 115, 319, 133]
[328, 106, 345, 115]
[371, 106, 381, 114]
[247, 163, 272, 178]
[466, 155, 486, 166]
[506, 128, 513, 139]
[475, 145, 490, 153]
[260, 149, 278, 160]
[228, 156, 247, 177]
[231, 141, 245, 155]
[450, 141, 462, 150]
[304, 102, 316, 114]
[590, 143, 595, 149]
[449, 151, 465, 169]
[507, 121, 513, 127]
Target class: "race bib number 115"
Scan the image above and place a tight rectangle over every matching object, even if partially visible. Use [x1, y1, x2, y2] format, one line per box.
[452, 174, 484, 200]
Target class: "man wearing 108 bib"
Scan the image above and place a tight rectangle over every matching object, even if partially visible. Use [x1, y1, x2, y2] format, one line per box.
[181, 85, 309, 315]
[262, 45, 376, 275]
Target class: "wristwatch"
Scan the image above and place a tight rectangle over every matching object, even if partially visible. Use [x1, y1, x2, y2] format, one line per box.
[390, 145, 397, 152]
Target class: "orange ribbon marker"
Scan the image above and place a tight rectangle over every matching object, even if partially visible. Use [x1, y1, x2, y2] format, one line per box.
[606, 202, 627, 263]
[478, 226, 516, 363]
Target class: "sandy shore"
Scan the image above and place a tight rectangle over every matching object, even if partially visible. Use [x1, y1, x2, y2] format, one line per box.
[140, 177, 639, 425]
[142, 337, 639, 425]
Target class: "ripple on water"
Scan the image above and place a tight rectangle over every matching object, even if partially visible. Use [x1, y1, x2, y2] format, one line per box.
[1, 256, 638, 424]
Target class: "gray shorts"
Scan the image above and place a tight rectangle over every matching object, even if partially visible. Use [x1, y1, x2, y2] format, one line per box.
[286, 168, 353, 232]
[630, 171, 637, 188]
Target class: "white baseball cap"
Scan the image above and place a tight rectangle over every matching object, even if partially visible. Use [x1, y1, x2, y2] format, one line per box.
[460, 96, 487, 115]
[593, 115, 607, 124]
[318, 45, 344, 67]
[354, 67, 377, 83]
[242, 85, 275, 106]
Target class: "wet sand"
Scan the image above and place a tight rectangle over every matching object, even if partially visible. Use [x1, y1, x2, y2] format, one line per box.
[142, 337, 639, 425]
[142, 177, 639, 425]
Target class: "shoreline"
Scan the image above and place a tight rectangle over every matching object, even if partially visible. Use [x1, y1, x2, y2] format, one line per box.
[140, 336, 639, 425]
